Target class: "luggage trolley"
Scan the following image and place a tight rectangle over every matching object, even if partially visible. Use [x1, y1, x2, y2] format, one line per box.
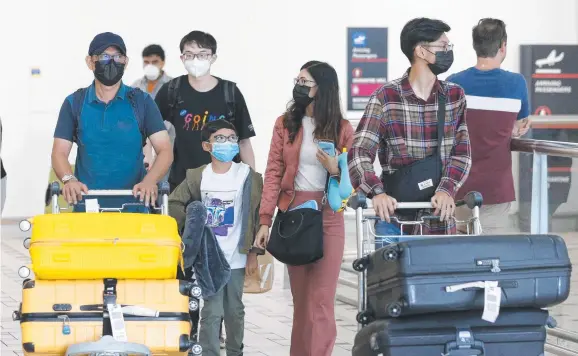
[16, 181, 204, 356]
[348, 191, 484, 330]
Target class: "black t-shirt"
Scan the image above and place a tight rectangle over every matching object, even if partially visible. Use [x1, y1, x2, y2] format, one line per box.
[155, 75, 256, 187]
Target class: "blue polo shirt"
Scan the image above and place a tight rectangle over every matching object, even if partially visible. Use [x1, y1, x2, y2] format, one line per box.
[54, 82, 166, 209]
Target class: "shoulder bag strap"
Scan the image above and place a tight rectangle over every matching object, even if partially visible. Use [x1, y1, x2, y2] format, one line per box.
[436, 93, 447, 155]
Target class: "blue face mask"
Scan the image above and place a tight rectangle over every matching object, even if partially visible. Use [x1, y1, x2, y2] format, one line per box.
[211, 142, 239, 162]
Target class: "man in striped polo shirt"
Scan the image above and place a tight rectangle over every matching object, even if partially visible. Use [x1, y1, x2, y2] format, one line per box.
[448, 18, 531, 234]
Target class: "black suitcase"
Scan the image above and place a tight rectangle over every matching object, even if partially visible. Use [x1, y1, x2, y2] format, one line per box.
[352, 308, 553, 356]
[360, 234, 571, 319]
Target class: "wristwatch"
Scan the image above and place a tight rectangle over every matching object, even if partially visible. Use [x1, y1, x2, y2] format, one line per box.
[371, 185, 385, 197]
[61, 174, 77, 184]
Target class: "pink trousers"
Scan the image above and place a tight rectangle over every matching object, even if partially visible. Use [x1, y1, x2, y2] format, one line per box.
[287, 191, 345, 356]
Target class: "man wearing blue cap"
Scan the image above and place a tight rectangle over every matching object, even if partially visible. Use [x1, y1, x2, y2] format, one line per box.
[51, 32, 173, 210]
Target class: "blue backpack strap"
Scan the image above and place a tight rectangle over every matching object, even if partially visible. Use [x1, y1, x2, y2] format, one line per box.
[71, 88, 88, 144]
[126, 87, 147, 147]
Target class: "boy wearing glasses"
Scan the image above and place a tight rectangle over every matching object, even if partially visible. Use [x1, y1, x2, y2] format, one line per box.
[155, 31, 257, 193]
[51, 32, 172, 211]
[169, 119, 262, 356]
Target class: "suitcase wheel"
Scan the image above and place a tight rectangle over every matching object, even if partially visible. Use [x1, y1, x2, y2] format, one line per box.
[18, 266, 31, 279]
[189, 343, 203, 355]
[382, 247, 399, 261]
[12, 310, 20, 321]
[352, 256, 369, 272]
[189, 298, 200, 312]
[356, 310, 374, 325]
[190, 286, 202, 298]
[387, 301, 403, 318]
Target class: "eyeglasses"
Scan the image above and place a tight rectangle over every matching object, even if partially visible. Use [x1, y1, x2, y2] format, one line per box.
[182, 52, 213, 61]
[294, 77, 316, 87]
[93, 53, 128, 64]
[211, 134, 239, 143]
[422, 43, 454, 53]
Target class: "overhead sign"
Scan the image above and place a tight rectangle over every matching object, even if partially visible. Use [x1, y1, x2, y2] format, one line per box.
[520, 45, 578, 115]
[347, 27, 388, 111]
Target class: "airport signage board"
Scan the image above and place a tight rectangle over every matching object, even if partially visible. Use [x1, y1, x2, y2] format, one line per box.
[518, 45, 578, 231]
[520, 45, 578, 115]
[347, 27, 388, 111]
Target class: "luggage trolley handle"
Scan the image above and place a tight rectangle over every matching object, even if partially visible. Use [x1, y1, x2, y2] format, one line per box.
[49, 181, 171, 215]
[348, 191, 483, 235]
[348, 190, 483, 213]
[65, 335, 151, 356]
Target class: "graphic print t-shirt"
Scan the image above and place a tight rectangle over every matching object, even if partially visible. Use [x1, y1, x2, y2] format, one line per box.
[155, 76, 256, 188]
[200, 162, 250, 269]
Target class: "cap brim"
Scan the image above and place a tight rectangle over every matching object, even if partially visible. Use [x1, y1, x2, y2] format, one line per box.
[91, 44, 126, 56]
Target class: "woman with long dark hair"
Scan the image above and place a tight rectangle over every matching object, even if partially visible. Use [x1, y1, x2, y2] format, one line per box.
[254, 61, 354, 356]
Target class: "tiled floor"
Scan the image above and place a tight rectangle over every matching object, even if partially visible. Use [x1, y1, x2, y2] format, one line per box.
[0, 222, 355, 356]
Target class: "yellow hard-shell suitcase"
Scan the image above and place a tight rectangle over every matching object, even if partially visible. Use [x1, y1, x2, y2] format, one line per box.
[28, 213, 182, 280]
[15, 279, 199, 356]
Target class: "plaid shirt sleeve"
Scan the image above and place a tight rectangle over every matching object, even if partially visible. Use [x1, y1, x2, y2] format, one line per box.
[347, 91, 385, 195]
[436, 89, 472, 198]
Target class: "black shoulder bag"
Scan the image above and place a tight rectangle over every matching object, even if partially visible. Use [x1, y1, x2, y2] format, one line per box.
[266, 175, 329, 266]
[382, 94, 446, 203]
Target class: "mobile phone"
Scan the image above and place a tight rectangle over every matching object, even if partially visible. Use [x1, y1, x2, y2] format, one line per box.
[318, 140, 336, 157]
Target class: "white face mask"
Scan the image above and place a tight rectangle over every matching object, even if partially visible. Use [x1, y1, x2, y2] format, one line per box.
[144, 64, 161, 81]
[184, 58, 211, 78]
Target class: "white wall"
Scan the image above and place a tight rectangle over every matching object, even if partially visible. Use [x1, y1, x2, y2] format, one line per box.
[1, 0, 577, 218]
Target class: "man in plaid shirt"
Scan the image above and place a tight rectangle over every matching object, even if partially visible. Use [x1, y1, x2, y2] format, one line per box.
[348, 18, 472, 237]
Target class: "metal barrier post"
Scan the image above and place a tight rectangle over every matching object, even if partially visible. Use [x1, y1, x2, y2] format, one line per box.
[530, 153, 549, 234]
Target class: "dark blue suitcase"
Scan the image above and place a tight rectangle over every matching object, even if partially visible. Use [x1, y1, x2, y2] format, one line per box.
[358, 234, 571, 320]
[352, 308, 553, 356]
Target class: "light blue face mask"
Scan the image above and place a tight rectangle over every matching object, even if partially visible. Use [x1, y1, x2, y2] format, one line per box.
[211, 142, 240, 162]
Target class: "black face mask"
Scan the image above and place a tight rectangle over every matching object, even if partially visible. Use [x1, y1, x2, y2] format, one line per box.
[94, 61, 125, 86]
[293, 84, 314, 108]
[428, 50, 454, 76]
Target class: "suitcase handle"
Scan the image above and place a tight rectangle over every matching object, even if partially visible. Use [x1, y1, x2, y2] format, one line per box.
[461, 280, 518, 291]
[65, 335, 151, 356]
[445, 337, 485, 356]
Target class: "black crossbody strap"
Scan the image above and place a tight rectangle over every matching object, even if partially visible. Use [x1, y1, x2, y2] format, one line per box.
[436, 94, 447, 155]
